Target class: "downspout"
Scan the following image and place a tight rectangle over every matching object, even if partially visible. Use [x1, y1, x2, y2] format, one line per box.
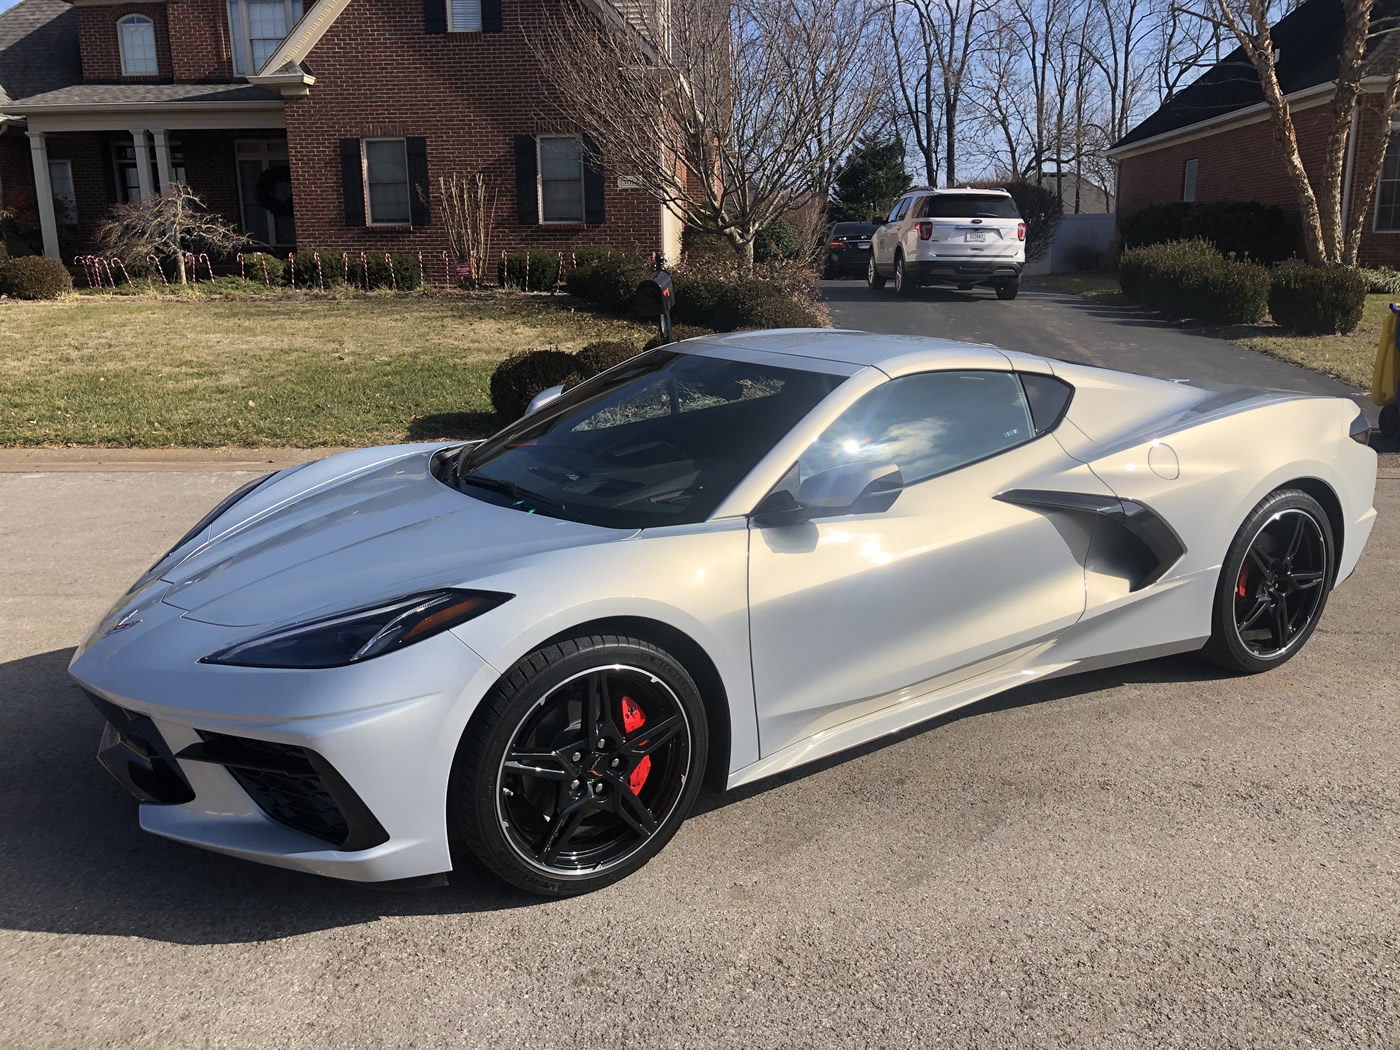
[1340, 101, 1360, 232]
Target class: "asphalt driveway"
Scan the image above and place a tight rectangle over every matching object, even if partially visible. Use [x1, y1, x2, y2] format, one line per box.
[2, 468, 1398, 1049]
[824, 278, 1376, 417]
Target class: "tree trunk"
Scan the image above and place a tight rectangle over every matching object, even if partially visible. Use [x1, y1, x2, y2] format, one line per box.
[176, 251, 188, 285]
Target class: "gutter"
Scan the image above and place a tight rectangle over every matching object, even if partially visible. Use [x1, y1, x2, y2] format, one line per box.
[1108, 74, 1390, 159]
[2, 100, 285, 115]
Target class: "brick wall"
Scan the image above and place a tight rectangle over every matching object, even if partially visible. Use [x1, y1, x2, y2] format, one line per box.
[167, 0, 238, 81]
[179, 128, 250, 230]
[283, 0, 664, 256]
[78, 3, 173, 81]
[1116, 95, 1400, 266]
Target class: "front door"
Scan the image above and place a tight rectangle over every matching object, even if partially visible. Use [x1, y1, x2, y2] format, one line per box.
[746, 369, 1106, 757]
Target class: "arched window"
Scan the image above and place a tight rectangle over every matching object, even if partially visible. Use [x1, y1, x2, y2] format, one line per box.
[118, 15, 158, 76]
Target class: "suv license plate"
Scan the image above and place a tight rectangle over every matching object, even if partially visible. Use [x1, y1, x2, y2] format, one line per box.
[966, 230, 986, 242]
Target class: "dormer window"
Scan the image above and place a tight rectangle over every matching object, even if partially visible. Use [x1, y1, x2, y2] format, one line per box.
[228, 0, 304, 75]
[118, 15, 158, 76]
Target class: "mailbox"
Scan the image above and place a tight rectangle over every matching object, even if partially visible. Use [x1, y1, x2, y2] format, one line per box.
[635, 268, 675, 344]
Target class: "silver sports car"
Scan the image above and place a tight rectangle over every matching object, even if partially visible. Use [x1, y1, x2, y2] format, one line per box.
[71, 330, 1378, 895]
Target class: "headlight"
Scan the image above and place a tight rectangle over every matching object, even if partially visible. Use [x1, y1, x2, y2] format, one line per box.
[201, 589, 511, 669]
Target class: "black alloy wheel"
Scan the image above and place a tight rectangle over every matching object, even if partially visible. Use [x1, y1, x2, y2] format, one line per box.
[1203, 489, 1334, 672]
[451, 633, 707, 895]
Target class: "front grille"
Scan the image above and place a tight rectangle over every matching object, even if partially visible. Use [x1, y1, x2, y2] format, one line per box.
[87, 692, 195, 804]
[180, 732, 388, 851]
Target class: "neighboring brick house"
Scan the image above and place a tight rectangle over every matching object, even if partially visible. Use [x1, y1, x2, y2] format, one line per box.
[1109, 0, 1400, 266]
[0, 0, 681, 267]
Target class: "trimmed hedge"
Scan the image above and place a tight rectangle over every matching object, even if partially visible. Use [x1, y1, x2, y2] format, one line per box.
[489, 349, 588, 420]
[1120, 201, 1298, 264]
[672, 273, 822, 330]
[0, 255, 72, 299]
[565, 251, 650, 312]
[290, 248, 347, 288]
[503, 249, 563, 292]
[576, 339, 642, 376]
[1268, 264, 1367, 335]
[1119, 239, 1270, 324]
[642, 323, 714, 350]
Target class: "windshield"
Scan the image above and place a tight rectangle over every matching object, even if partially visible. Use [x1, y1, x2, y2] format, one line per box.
[451, 349, 844, 528]
[917, 194, 1020, 219]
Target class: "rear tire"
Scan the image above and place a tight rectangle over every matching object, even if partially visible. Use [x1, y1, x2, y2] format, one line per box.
[1201, 489, 1335, 674]
[866, 257, 886, 290]
[450, 633, 708, 896]
[1380, 403, 1399, 439]
[995, 279, 1020, 301]
[894, 253, 916, 298]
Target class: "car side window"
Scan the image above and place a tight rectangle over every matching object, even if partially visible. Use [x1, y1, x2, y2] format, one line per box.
[1019, 373, 1074, 434]
[797, 371, 1036, 486]
[892, 196, 913, 222]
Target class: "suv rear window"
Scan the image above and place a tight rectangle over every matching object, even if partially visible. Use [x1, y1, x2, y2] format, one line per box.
[832, 223, 877, 236]
[915, 194, 1021, 219]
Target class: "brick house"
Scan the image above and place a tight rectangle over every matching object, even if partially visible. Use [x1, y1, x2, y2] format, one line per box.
[0, 0, 681, 268]
[1109, 0, 1400, 266]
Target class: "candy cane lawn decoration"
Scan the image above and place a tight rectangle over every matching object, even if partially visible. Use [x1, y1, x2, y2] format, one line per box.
[237, 252, 246, 280]
[359, 251, 369, 291]
[198, 254, 214, 283]
[148, 255, 169, 286]
[554, 251, 565, 294]
[343, 251, 350, 285]
[313, 251, 325, 293]
[256, 252, 270, 288]
[500, 250, 508, 288]
[110, 258, 134, 291]
[385, 253, 397, 292]
[99, 257, 117, 288]
[441, 250, 452, 289]
[417, 251, 425, 289]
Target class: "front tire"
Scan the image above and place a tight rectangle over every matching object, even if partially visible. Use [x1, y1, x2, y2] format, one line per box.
[1201, 489, 1335, 673]
[450, 633, 708, 896]
[866, 257, 886, 290]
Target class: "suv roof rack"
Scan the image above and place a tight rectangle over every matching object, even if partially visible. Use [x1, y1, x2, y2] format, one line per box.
[906, 186, 1012, 195]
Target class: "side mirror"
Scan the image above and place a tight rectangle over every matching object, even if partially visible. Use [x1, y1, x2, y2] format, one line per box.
[524, 384, 566, 416]
[797, 461, 903, 516]
[871, 215, 885, 226]
[752, 462, 903, 526]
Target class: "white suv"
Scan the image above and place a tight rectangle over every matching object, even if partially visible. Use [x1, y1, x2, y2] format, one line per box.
[867, 188, 1026, 300]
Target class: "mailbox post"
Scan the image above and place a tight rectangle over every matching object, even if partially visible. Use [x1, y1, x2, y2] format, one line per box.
[635, 267, 675, 345]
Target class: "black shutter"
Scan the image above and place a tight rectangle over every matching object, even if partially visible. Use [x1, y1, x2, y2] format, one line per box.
[424, 0, 446, 33]
[582, 133, 605, 225]
[482, 0, 502, 32]
[407, 136, 430, 226]
[514, 134, 538, 226]
[339, 138, 365, 228]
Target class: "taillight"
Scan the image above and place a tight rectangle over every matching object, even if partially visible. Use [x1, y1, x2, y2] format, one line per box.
[1017, 222, 1026, 241]
[917, 220, 933, 240]
[827, 240, 843, 250]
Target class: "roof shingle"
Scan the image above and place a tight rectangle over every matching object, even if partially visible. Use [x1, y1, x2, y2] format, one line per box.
[0, 0, 80, 111]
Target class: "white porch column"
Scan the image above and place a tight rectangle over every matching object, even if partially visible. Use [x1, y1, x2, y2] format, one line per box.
[26, 130, 61, 260]
[151, 128, 174, 192]
[130, 128, 154, 200]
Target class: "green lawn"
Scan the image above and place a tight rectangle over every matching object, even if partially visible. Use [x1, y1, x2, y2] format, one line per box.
[1237, 292, 1391, 390]
[1028, 270, 1122, 300]
[0, 294, 652, 447]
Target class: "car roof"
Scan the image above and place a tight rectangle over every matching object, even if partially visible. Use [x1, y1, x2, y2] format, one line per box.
[905, 187, 1013, 197]
[679, 329, 1038, 378]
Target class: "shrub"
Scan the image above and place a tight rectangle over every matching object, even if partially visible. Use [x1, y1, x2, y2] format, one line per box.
[565, 251, 650, 312]
[489, 348, 588, 420]
[1268, 265, 1368, 335]
[241, 252, 287, 286]
[343, 252, 423, 291]
[1001, 180, 1062, 264]
[742, 295, 825, 329]
[1358, 265, 1400, 295]
[576, 339, 642, 376]
[0, 255, 72, 299]
[681, 228, 734, 267]
[1119, 239, 1270, 323]
[1119, 201, 1298, 264]
[754, 217, 800, 263]
[641, 323, 714, 350]
[504, 249, 563, 292]
[291, 248, 346, 289]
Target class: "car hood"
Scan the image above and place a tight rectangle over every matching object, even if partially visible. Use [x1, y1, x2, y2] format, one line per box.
[158, 446, 632, 628]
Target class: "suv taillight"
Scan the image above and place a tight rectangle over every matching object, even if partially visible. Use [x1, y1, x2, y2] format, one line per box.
[1017, 222, 1026, 242]
[917, 220, 933, 240]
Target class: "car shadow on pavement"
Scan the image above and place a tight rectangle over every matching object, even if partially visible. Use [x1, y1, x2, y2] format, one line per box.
[695, 652, 1220, 816]
[819, 282, 987, 306]
[0, 648, 549, 945]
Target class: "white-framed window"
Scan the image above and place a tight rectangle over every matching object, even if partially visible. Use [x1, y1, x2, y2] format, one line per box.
[227, 0, 303, 75]
[48, 160, 77, 224]
[1374, 130, 1400, 232]
[118, 14, 158, 76]
[450, 0, 483, 31]
[112, 141, 185, 204]
[538, 135, 584, 224]
[1182, 158, 1198, 202]
[364, 138, 411, 225]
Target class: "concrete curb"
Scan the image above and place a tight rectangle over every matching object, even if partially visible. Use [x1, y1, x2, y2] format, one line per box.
[0, 447, 350, 472]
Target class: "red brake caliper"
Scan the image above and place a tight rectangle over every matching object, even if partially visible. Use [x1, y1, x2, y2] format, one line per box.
[621, 696, 650, 795]
[1237, 563, 1249, 597]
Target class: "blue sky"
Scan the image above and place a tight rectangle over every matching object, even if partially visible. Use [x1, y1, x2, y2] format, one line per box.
[0, 0, 19, 13]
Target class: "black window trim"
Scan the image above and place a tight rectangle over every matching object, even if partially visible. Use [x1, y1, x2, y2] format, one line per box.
[1018, 371, 1075, 435]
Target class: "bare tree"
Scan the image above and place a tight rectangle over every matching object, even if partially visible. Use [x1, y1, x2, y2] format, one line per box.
[889, 0, 944, 185]
[438, 172, 499, 287]
[94, 185, 246, 284]
[532, 0, 884, 267]
[1186, 0, 1400, 263]
[892, 0, 987, 186]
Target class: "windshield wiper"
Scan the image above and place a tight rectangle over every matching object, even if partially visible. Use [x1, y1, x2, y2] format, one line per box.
[458, 473, 568, 513]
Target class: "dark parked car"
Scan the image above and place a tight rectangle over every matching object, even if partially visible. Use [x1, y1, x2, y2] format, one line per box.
[823, 222, 878, 278]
